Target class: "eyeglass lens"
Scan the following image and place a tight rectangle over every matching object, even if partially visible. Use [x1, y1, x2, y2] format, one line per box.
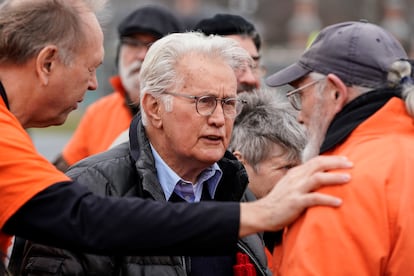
[287, 78, 325, 111]
[121, 37, 152, 50]
[196, 96, 240, 118]
[289, 93, 302, 110]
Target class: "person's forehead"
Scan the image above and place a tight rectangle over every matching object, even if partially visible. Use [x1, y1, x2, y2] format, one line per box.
[177, 54, 237, 93]
[81, 12, 104, 62]
[224, 34, 258, 57]
[178, 53, 232, 74]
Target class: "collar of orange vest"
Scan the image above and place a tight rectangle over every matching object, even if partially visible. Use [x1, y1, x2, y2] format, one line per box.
[110, 75, 127, 98]
[320, 87, 401, 153]
[110, 75, 140, 116]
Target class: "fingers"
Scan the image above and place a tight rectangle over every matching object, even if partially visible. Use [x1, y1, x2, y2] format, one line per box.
[298, 155, 353, 174]
[305, 170, 351, 191]
[301, 192, 343, 208]
[259, 155, 353, 231]
[279, 155, 353, 193]
[245, 154, 353, 233]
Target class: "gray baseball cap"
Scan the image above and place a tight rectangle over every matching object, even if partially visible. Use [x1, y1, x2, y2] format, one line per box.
[266, 20, 408, 88]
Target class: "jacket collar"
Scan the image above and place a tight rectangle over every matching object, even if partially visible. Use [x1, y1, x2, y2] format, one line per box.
[128, 114, 249, 201]
[321, 87, 402, 153]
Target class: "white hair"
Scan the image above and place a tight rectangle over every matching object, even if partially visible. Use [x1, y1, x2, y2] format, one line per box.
[139, 31, 252, 125]
[387, 59, 414, 117]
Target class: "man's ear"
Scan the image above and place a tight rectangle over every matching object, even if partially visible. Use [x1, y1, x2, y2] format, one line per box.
[36, 45, 58, 85]
[326, 73, 349, 111]
[141, 93, 162, 128]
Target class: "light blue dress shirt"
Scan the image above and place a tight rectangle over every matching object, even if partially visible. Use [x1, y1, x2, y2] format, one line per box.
[150, 143, 222, 203]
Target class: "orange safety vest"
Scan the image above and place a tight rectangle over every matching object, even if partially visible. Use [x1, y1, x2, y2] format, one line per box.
[278, 98, 414, 275]
[0, 100, 69, 255]
[62, 76, 133, 166]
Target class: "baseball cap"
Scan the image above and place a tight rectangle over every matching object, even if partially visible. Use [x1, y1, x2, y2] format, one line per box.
[266, 20, 408, 88]
[118, 5, 184, 39]
[194, 13, 261, 50]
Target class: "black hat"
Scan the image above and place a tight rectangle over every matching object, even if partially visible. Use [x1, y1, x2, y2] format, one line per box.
[118, 5, 184, 39]
[194, 13, 261, 50]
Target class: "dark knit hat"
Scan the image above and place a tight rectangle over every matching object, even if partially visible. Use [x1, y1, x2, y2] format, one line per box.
[118, 5, 184, 39]
[194, 13, 261, 50]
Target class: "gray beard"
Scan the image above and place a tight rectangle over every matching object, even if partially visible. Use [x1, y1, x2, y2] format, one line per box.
[301, 112, 329, 162]
[119, 60, 142, 103]
[302, 129, 324, 162]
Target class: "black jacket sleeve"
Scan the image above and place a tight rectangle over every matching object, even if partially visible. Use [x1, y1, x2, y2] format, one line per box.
[3, 181, 239, 256]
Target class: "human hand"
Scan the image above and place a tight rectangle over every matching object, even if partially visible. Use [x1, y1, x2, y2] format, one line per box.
[239, 155, 352, 236]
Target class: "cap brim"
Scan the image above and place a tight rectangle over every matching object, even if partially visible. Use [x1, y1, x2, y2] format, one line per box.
[265, 63, 310, 87]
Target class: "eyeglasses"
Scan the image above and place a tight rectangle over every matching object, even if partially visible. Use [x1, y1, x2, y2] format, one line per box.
[286, 77, 326, 110]
[120, 37, 153, 51]
[163, 91, 246, 118]
[236, 61, 264, 78]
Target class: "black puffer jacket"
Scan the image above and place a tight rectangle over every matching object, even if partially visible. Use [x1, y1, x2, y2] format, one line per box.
[21, 117, 271, 276]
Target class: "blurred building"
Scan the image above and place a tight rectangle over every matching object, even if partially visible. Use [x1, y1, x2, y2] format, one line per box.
[26, 0, 414, 160]
[97, 0, 413, 96]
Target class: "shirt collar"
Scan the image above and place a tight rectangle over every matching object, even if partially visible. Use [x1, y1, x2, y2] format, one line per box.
[150, 143, 222, 202]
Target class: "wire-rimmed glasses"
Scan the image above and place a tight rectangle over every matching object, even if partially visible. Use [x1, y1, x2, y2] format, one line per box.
[163, 91, 245, 118]
[286, 77, 326, 110]
[120, 37, 153, 51]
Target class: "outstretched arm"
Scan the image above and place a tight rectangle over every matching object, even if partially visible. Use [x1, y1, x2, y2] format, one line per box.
[3, 155, 351, 256]
[3, 181, 240, 256]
